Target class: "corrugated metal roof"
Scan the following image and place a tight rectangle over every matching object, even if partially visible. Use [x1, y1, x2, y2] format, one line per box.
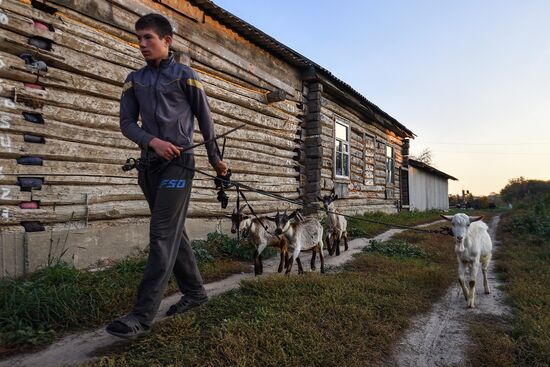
[408, 159, 458, 181]
[188, 0, 415, 138]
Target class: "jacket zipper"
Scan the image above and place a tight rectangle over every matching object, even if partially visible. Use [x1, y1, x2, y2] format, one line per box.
[153, 66, 161, 131]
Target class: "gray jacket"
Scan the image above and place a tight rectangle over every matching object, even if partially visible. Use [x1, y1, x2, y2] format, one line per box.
[119, 54, 220, 166]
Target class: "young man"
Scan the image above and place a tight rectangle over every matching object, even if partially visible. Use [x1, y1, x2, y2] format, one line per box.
[106, 13, 228, 339]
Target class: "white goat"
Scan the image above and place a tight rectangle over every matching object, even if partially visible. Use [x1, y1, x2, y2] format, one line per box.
[227, 207, 289, 275]
[268, 210, 325, 274]
[441, 213, 492, 308]
[318, 193, 348, 256]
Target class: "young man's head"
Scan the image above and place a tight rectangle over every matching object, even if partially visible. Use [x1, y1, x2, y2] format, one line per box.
[135, 13, 173, 63]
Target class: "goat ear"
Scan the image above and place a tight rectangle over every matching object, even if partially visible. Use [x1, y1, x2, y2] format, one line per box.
[333, 194, 339, 200]
[265, 216, 276, 221]
[440, 214, 453, 221]
[288, 210, 297, 219]
[469, 216, 483, 223]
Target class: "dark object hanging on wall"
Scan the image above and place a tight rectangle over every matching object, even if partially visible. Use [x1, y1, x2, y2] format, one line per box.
[21, 221, 45, 232]
[27, 36, 53, 51]
[20, 53, 48, 74]
[22, 112, 45, 124]
[17, 156, 44, 166]
[20, 201, 40, 209]
[17, 177, 44, 191]
[24, 133, 46, 143]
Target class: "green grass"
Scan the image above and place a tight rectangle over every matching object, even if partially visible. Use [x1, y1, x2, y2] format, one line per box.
[0, 233, 252, 356]
[365, 239, 428, 259]
[467, 194, 550, 367]
[346, 207, 500, 239]
[87, 222, 458, 367]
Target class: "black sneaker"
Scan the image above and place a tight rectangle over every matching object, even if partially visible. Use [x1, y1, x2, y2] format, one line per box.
[166, 295, 208, 316]
[106, 314, 151, 340]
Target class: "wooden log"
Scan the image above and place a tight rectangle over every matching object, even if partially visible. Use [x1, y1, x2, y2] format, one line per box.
[0, 6, 142, 70]
[0, 200, 150, 224]
[0, 133, 135, 163]
[201, 73, 302, 117]
[209, 96, 298, 133]
[2, 0, 141, 59]
[0, 185, 32, 204]
[32, 184, 144, 205]
[203, 80, 300, 124]
[0, 51, 121, 100]
[0, 97, 120, 131]
[0, 158, 134, 182]
[0, 198, 301, 225]
[0, 77, 120, 116]
[31, 182, 298, 206]
[0, 110, 135, 149]
[0, 27, 130, 85]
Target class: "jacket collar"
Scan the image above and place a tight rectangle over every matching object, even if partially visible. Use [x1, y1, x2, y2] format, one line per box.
[146, 52, 175, 69]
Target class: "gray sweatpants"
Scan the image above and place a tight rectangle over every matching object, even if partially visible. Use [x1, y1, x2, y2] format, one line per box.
[131, 153, 206, 326]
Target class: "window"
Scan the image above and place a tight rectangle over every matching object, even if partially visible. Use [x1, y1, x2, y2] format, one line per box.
[386, 145, 395, 185]
[334, 119, 350, 178]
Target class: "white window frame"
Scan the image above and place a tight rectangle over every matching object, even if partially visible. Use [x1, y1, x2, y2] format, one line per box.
[334, 117, 351, 179]
[385, 144, 395, 185]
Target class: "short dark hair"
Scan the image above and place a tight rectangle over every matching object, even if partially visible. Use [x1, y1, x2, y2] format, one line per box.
[135, 13, 173, 38]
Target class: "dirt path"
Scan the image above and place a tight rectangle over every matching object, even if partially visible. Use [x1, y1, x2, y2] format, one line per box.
[389, 215, 509, 367]
[0, 220, 444, 367]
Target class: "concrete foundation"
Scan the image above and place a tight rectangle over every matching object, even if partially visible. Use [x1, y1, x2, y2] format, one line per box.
[0, 217, 232, 278]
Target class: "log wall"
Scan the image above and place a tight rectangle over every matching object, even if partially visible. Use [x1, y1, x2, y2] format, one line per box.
[315, 92, 406, 215]
[0, 0, 304, 240]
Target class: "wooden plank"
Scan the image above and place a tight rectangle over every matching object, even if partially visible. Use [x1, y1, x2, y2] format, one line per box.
[0, 185, 32, 204]
[0, 27, 130, 85]
[0, 51, 121, 100]
[156, 0, 204, 22]
[0, 110, 135, 149]
[0, 77, 119, 116]
[209, 96, 298, 133]
[0, 158, 135, 182]
[0, 198, 301, 225]
[33, 184, 144, 205]
[0, 6, 142, 70]
[0, 133, 135, 164]
[201, 73, 302, 117]
[2, 0, 141, 59]
[0, 97, 120, 132]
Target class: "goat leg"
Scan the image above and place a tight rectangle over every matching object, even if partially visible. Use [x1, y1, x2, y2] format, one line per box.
[253, 251, 261, 276]
[335, 236, 341, 256]
[344, 232, 349, 251]
[285, 256, 294, 275]
[319, 244, 325, 274]
[326, 235, 334, 256]
[259, 254, 263, 274]
[296, 257, 304, 275]
[277, 251, 285, 273]
[310, 249, 317, 271]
